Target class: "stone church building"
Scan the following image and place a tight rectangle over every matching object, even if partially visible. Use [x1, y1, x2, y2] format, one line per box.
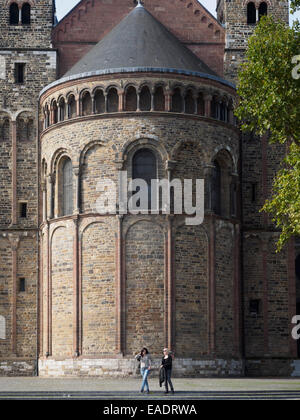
[0, 0, 299, 377]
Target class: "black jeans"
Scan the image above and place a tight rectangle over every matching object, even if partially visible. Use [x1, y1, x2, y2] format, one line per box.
[164, 368, 174, 392]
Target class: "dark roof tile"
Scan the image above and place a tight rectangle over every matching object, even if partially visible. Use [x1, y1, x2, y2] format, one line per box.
[64, 4, 217, 78]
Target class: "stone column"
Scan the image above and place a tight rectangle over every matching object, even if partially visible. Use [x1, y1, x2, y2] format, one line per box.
[39, 230, 44, 357]
[118, 90, 124, 112]
[193, 93, 198, 114]
[116, 215, 124, 355]
[150, 89, 155, 111]
[165, 89, 172, 112]
[137, 90, 141, 112]
[47, 174, 54, 219]
[91, 94, 96, 114]
[73, 217, 80, 357]
[42, 181, 47, 222]
[204, 165, 215, 213]
[165, 160, 177, 213]
[46, 223, 52, 356]
[9, 235, 20, 356]
[50, 105, 54, 125]
[167, 216, 175, 350]
[105, 93, 108, 113]
[11, 120, 17, 226]
[73, 166, 81, 215]
[230, 172, 239, 218]
[204, 94, 212, 118]
[182, 91, 186, 114]
[208, 217, 216, 355]
[76, 95, 80, 117]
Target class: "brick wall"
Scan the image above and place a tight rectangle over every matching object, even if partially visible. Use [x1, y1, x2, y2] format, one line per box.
[82, 220, 116, 355]
[0, 0, 56, 374]
[125, 219, 165, 356]
[175, 224, 209, 357]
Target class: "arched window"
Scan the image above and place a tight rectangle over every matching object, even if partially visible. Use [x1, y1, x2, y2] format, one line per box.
[94, 90, 105, 114]
[220, 102, 226, 122]
[1, 118, 10, 142]
[82, 92, 92, 116]
[52, 101, 58, 124]
[212, 160, 221, 215]
[139, 86, 151, 111]
[68, 95, 76, 119]
[62, 158, 73, 216]
[107, 88, 119, 113]
[59, 98, 65, 122]
[197, 93, 205, 116]
[133, 149, 157, 207]
[21, 3, 31, 25]
[185, 90, 195, 114]
[154, 86, 165, 111]
[171, 88, 183, 113]
[259, 2, 268, 20]
[125, 86, 137, 111]
[247, 2, 256, 24]
[9, 3, 19, 25]
[211, 97, 220, 119]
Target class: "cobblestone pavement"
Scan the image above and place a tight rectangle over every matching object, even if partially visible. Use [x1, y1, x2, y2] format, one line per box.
[0, 378, 300, 396]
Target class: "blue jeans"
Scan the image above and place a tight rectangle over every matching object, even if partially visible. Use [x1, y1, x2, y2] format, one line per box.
[140, 367, 150, 392]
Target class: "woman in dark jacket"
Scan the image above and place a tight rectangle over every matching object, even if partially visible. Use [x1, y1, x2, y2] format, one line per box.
[161, 348, 174, 394]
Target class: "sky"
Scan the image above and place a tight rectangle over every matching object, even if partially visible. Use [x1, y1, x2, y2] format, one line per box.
[56, 0, 300, 24]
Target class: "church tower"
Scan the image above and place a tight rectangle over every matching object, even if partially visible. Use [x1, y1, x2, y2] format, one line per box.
[217, 0, 289, 83]
[0, 0, 56, 375]
[217, 0, 299, 375]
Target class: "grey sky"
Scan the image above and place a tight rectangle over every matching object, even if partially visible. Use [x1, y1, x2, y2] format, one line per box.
[55, 0, 299, 24]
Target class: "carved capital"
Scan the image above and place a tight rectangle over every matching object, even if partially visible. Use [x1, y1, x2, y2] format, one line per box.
[41, 181, 46, 192]
[73, 166, 81, 177]
[47, 173, 55, 185]
[114, 160, 124, 170]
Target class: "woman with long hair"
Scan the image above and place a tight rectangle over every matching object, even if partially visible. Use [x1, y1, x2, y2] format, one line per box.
[135, 347, 152, 394]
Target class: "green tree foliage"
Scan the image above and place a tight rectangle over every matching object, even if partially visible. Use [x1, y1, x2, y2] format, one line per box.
[235, 16, 300, 251]
[290, 0, 300, 14]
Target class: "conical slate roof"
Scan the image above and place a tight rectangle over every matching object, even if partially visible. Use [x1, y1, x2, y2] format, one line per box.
[64, 3, 217, 78]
